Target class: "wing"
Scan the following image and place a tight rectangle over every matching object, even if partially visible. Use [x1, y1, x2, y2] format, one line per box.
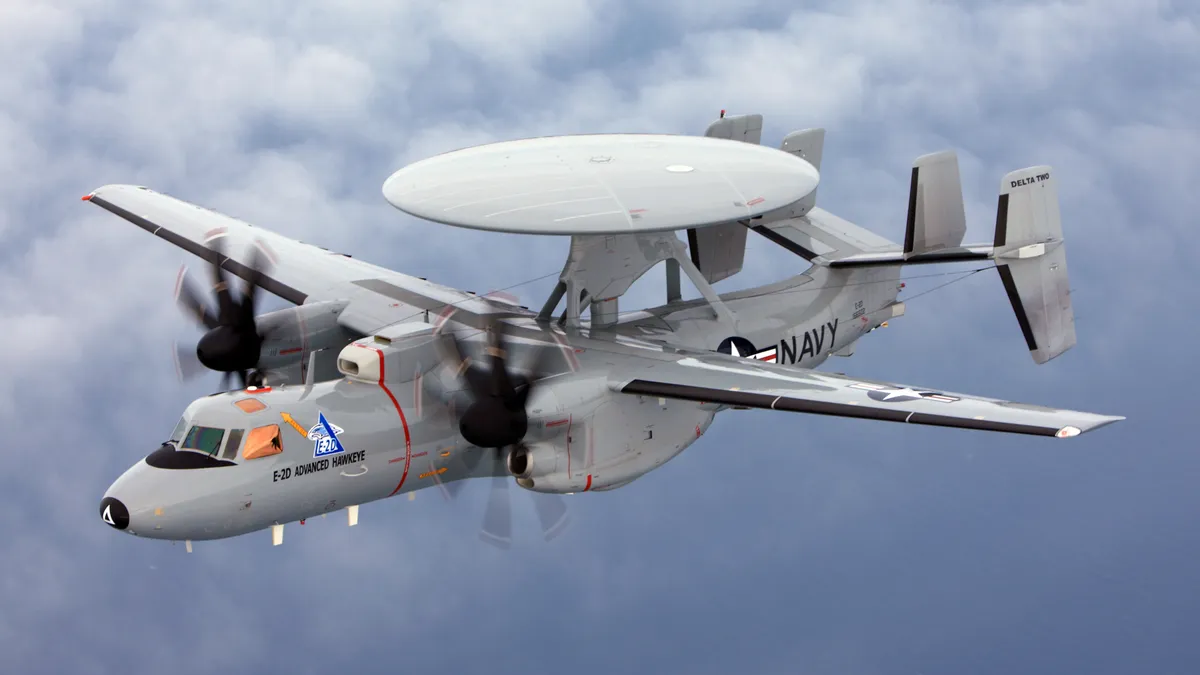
[83, 184, 529, 334]
[608, 351, 1122, 438]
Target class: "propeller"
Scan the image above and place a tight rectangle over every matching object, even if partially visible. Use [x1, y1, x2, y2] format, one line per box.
[174, 238, 273, 389]
[433, 317, 572, 548]
[431, 470, 571, 549]
[436, 318, 561, 450]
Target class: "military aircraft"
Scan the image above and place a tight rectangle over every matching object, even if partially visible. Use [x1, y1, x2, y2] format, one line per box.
[91, 113, 1123, 550]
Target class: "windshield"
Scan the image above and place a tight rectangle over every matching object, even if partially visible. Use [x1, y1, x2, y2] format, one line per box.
[182, 426, 225, 456]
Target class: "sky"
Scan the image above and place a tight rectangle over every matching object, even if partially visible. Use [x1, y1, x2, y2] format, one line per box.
[1, 1, 1198, 673]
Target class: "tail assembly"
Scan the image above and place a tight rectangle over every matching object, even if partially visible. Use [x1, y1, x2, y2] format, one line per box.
[993, 167, 1075, 363]
[749, 142, 1077, 364]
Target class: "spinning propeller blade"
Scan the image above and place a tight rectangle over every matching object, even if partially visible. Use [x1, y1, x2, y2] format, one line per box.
[172, 340, 207, 383]
[476, 477, 572, 549]
[479, 477, 512, 549]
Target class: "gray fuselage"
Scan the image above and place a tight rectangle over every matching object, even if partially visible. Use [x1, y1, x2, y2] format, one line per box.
[100, 264, 901, 542]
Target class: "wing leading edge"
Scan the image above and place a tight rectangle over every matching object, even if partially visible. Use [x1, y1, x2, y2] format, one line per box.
[83, 184, 531, 335]
[610, 355, 1122, 438]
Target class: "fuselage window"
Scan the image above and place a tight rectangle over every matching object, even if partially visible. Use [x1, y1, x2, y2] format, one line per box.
[234, 398, 267, 414]
[182, 426, 225, 456]
[222, 429, 245, 460]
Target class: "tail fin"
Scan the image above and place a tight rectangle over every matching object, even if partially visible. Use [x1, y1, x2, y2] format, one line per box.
[994, 166, 1076, 364]
[686, 112, 763, 283]
[780, 128, 825, 217]
[905, 150, 967, 255]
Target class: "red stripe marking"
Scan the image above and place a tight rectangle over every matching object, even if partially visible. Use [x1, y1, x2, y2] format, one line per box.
[546, 419, 570, 428]
[361, 345, 411, 496]
[584, 474, 592, 492]
[747, 197, 765, 206]
[279, 347, 302, 355]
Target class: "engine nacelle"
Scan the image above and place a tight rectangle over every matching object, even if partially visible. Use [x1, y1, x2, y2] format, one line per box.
[336, 322, 441, 385]
[507, 442, 561, 481]
[255, 300, 356, 375]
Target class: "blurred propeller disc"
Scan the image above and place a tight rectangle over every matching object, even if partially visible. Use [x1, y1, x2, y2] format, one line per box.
[172, 340, 207, 383]
[478, 474, 571, 549]
[172, 239, 276, 389]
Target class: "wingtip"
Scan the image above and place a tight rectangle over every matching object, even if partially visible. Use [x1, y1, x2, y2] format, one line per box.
[1055, 414, 1125, 438]
[1073, 414, 1126, 437]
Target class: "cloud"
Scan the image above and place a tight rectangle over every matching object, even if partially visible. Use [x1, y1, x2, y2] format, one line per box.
[0, 1, 1196, 673]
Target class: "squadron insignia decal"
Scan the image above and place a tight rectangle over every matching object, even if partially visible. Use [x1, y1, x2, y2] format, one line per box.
[309, 412, 346, 457]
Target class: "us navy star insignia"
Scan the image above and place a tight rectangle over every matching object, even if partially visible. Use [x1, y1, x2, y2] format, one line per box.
[849, 382, 959, 403]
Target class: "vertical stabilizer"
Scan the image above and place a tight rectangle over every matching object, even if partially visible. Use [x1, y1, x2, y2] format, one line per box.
[704, 112, 763, 144]
[780, 128, 825, 217]
[687, 113, 762, 284]
[905, 151, 967, 255]
[993, 166, 1076, 364]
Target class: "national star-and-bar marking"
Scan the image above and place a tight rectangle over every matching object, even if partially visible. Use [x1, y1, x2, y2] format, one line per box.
[849, 382, 959, 403]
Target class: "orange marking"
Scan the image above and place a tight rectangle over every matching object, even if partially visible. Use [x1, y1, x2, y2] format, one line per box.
[279, 412, 308, 438]
[81, 194, 92, 201]
[584, 474, 592, 492]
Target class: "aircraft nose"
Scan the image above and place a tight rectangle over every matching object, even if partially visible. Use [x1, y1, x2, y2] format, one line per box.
[99, 495, 131, 531]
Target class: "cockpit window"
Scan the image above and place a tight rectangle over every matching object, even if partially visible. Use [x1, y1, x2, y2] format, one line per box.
[169, 417, 188, 443]
[243, 425, 283, 460]
[222, 429, 245, 460]
[182, 426, 225, 456]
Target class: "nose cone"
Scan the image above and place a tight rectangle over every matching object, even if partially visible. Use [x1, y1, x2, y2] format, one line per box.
[101, 452, 253, 541]
[100, 459, 165, 538]
[99, 496, 130, 531]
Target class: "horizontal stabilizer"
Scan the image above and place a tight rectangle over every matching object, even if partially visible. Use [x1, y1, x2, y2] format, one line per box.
[751, 208, 898, 261]
[905, 151, 967, 255]
[994, 166, 1075, 364]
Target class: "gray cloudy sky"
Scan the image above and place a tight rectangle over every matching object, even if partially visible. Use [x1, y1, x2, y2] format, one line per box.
[2, 1, 1197, 673]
